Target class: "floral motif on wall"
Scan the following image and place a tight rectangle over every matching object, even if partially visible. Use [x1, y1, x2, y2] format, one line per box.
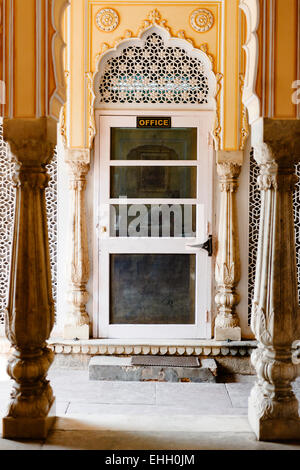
[96, 8, 119, 32]
[190, 9, 214, 33]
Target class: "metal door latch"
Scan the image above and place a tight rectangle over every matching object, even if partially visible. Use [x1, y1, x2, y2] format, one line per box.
[187, 235, 213, 256]
[200, 235, 213, 256]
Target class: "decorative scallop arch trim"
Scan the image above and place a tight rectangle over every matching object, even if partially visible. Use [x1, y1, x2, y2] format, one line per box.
[94, 25, 217, 109]
[49, 0, 70, 120]
[239, 0, 260, 124]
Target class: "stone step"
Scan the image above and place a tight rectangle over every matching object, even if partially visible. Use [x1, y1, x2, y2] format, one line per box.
[89, 356, 218, 382]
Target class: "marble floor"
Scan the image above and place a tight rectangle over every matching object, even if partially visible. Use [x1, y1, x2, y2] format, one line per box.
[0, 367, 299, 450]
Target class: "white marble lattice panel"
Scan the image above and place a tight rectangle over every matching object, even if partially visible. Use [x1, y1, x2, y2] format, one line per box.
[0, 124, 15, 325]
[46, 148, 58, 316]
[248, 151, 300, 325]
[248, 150, 260, 325]
[293, 162, 300, 304]
[0, 124, 57, 325]
[98, 32, 210, 105]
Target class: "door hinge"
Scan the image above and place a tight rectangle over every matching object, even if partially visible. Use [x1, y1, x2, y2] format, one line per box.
[205, 310, 211, 323]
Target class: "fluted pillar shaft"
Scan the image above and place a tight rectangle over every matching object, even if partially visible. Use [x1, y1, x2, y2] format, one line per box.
[214, 161, 242, 341]
[64, 149, 90, 340]
[2, 118, 57, 439]
[248, 119, 300, 440]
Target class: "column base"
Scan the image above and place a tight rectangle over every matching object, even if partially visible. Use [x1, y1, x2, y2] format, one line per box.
[2, 399, 56, 440]
[214, 326, 241, 341]
[64, 324, 89, 340]
[248, 398, 300, 441]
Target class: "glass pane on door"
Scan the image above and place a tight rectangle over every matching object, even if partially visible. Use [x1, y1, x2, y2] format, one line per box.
[111, 128, 197, 160]
[110, 254, 196, 324]
[110, 204, 196, 237]
[110, 166, 197, 198]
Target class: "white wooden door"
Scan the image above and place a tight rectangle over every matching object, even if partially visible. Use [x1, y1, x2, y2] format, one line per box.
[94, 112, 214, 338]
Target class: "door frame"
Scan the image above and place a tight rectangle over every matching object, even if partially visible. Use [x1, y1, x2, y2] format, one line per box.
[93, 109, 216, 339]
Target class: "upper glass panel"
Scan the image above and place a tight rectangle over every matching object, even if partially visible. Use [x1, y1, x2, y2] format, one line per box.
[110, 128, 197, 160]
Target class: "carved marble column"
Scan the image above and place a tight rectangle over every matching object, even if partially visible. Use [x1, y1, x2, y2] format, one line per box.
[215, 161, 242, 341]
[2, 118, 57, 439]
[248, 118, 300, 440]
[64, 149, 90, 340]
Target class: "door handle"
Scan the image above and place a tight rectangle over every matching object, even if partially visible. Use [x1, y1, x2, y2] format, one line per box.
[186, 235, 213, 256]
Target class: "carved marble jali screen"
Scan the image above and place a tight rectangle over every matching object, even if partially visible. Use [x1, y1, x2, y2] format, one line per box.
[98, 32, 210, 105]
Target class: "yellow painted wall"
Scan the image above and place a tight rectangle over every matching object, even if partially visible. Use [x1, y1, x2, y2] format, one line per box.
[223, 0, 239, 150]
[256, 0, 299, 119]
[48, 0, 57, 111]
[13, 0, 36, 117]
[0, 0, 245, 150]
[89, 2, 221, 73]
[66, 0, 244, 151]
[67, 0, 300, 150]
[0, 0, 65, 121]
[69, 0, 85, 147]
[1, 0, 298, 145]
[274, 0, 298, 118]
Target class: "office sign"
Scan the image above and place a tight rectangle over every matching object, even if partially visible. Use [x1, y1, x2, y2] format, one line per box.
[137, 117, 171, 128]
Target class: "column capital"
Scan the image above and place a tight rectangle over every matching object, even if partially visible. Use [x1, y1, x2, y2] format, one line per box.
[252, 119, 300, 193]
[217, 161, 242, 178]
[216, 150, 243, 165]
[3, 118, 57, 165]
[252, 118, 300, 167]
[217, 161, 242, 192]
[67, 160, 90, 179]
[257, 168, 298, 192]
[65, 147, 90, 165]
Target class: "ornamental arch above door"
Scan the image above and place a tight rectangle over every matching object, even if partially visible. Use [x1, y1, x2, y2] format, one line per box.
[91, 25, 218, 339]
[93, 25, 217, 111]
